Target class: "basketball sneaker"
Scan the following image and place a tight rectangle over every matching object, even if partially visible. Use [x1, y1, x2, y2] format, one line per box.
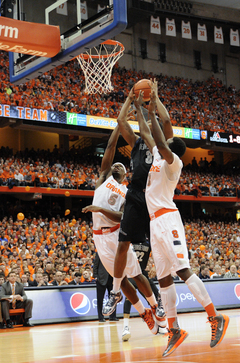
[151, 303, 167, 328]
[102, 290, 123, 316]
[162, 328, 188, 357]
[208, 314, 229, 348]
[140, 308, 158, 335]
[122, 326, 131, 341]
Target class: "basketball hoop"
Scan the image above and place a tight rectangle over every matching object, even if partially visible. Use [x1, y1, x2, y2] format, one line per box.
[76, 39, 124, 95]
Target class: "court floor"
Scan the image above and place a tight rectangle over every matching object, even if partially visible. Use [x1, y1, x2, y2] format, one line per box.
[0, 309, 239, 363]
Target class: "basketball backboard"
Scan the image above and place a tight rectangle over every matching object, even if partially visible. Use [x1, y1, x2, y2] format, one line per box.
[7, 0, 127, 84]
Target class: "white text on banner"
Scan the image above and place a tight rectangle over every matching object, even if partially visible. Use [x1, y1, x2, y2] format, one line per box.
[166, 18, 176, 37]
[197, 24, 207, 42]
[214, 26, 224, 44]
[56, 2, 68, 16]
[150, 16, 161, 35]
[81, 1, 88, 20]
[230, 29, 240, 47]
[182, 21, 192, 39]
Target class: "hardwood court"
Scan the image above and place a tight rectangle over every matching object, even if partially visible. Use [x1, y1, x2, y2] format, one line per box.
[0, 309, 239, 363]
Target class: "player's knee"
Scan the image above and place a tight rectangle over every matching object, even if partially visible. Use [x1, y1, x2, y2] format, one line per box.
[118, 241, 130, 255]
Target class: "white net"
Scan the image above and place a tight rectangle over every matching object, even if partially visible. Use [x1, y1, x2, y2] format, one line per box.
[76, 40, 124, 95]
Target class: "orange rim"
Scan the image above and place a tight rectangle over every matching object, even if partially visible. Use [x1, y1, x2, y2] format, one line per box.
[77, 39, 124, 60]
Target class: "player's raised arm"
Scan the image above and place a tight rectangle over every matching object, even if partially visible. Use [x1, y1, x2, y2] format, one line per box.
[95, 125, 120, 189]
[82, 205, 122, 222]
[149, 87, 174, 164]
[134, 91, 155, 153]
[117, 88, 139, 148]
[152, 79, 173, 140]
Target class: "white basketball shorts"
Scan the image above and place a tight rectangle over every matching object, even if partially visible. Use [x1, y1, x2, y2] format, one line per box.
[150, 210, 190, 280]
[93, 229, 141, 278]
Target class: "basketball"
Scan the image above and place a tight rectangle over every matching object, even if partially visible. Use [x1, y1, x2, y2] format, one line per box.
[25, 186, 30, 192]
[17, 212, 24, 221]
[65, 191, 70, 197]
[65, 209, 70, 216]
[133, 79, 152, 102]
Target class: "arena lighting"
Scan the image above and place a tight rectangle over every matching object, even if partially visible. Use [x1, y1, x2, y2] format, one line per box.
[154, 0, 193, 14]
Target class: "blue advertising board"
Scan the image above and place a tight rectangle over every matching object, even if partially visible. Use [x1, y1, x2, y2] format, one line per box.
[26, 280, 240, 325]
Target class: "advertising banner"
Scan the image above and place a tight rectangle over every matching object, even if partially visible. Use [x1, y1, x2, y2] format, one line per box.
[26, 280, 240, 324]
[0, 104, 66, 124]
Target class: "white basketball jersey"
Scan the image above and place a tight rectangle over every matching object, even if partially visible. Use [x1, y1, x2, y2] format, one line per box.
[146, 146, 183, 214]
[92, 175, 127, 229]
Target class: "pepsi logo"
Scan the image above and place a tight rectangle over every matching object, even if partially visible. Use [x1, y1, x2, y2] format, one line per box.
[234, 284, 240, 300]
[70, 293, 91, 315]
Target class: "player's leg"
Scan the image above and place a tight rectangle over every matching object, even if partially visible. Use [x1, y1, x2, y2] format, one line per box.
[150, 214, 188, 357]
[121, 276, 158, 335]
[122, 298, 132, 341]
[172, 211, 229, 348]
[177, 268, 229, 348]
[106, 275, 119, 321]
[96, 279, 107, 322]
[159, 275, 188, 357]
[102, 241, 131, 316]
[113, 241, 131, 289]
[122, 278, 137, 341]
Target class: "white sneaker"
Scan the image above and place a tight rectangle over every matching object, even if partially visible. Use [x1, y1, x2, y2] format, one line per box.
[122, 326, 131, 341]
[158, 326, 168, 334]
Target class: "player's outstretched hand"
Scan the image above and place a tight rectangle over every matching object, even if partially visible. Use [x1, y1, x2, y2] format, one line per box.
[152, 78, 158, 94]
[134, 90, 144, 108]
[82, 205, 102, 213]
[128, 87, 135, 102]
[149, 85, 157, 113]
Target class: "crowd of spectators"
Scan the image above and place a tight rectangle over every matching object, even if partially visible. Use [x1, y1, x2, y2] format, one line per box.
[1, 51, 240, 134]
[0, 146, 239, 198]
[0, 215, 239, 291]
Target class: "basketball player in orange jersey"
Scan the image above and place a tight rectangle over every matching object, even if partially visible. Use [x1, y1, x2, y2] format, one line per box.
[103, 82, 170, 327]
[82, 124, 160, 335]
[135, 84, 229, 357]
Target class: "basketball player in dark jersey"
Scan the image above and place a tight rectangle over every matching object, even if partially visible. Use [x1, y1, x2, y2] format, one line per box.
[103, 82, 173, 325]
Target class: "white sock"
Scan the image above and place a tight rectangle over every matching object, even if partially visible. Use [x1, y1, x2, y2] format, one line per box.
[185, 274, 212, 307]
[160, 284, 177, 318]
[133, 300, 145, 315]
[146, 293, 157, 307]
[124, 317, 129, 327]
[113, 277, 123, 293]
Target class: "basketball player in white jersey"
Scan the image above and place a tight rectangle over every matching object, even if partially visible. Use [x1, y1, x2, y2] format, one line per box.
[135, 84, 229, 357]
[82, 125, 159, 335]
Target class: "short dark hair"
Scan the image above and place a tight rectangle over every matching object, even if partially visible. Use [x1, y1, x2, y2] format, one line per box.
[74, 272, 81, 278]
[169, 137, 186, 158]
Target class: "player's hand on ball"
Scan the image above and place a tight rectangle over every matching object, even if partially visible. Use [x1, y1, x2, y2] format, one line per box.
[134, 90, 144, 108]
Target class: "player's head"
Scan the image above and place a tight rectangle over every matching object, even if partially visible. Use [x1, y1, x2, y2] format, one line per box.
[167, 137, 186, 158]
[112, 162, 127, 183]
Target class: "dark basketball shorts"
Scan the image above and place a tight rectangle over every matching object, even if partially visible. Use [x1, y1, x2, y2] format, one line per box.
[119, 188, 150, 243]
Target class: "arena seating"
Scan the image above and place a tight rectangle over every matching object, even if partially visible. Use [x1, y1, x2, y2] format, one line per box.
[0, 51, 240, 134]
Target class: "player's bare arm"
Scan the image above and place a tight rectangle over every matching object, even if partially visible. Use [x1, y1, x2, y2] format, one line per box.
[82, 205, 122, 223]
[117, 87, 139, 148]
[134, 91, 155, 153]
[149, 89, 174, 164]
[152, 79, 173, 140]
[96, 125, 120, 189]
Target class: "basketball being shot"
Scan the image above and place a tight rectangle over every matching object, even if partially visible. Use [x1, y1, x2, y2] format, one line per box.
[133, 79, 153, 102]
[0, 0, 239, 362]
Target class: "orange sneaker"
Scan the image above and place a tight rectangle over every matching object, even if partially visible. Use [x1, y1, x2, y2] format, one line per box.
[162, 328, 188, 357]
[208, 314, 229, 348]
[140, 308, 158, 335]
[151, 304, 167, 328]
